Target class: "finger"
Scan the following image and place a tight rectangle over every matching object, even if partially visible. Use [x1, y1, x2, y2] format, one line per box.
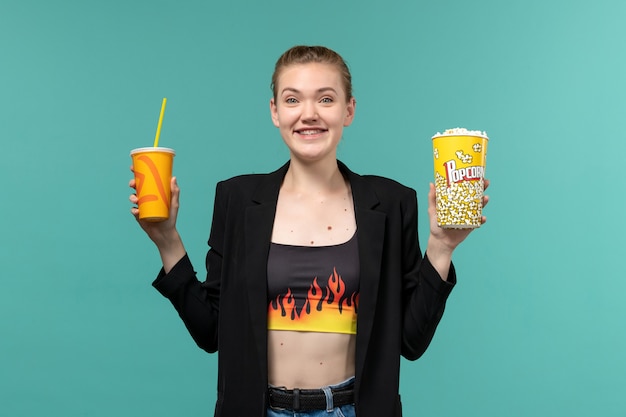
[129, 194, 138, 204]
[129, 178, 136, 188]
[428, 182, 436, 202]
[171, 177, 179, 201]
[427, 183, 437, 211]
[483, 178, 490, 190]
[482, 194, 490, 208]
[169, 177, 180, 216]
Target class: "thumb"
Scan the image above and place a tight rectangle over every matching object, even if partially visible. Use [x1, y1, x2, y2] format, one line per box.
[169, 176, 180, 217]
[428, 183, 436, 210]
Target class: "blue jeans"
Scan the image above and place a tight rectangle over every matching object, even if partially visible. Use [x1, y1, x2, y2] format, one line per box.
[267, 377, 356, 417]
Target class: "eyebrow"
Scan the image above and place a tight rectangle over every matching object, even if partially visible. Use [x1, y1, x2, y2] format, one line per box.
[280, 87, 338, 95]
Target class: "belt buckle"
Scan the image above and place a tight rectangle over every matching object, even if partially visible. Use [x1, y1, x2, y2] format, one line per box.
[292, 388, 301, 411]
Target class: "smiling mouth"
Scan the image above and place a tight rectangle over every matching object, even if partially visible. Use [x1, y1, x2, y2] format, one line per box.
[296, 129, 327, 136]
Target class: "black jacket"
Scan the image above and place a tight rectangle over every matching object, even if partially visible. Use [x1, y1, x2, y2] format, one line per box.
[153, 161, 456, 416]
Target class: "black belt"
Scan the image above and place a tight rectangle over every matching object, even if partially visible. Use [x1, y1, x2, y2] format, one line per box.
[268, 385, 354, 411]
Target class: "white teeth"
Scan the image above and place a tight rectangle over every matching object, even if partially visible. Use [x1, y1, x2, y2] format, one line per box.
[299, 129, 322, 135]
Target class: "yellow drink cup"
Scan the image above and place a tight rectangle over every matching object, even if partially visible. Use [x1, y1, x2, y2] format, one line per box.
[431, 128, 488, 229]
[130, 147, 175, 222]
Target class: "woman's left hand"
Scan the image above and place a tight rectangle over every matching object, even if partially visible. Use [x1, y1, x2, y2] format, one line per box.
[427, 179, 490, 252]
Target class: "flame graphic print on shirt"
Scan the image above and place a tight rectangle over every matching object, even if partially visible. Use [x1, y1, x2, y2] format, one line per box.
[268, 268, 359, 334]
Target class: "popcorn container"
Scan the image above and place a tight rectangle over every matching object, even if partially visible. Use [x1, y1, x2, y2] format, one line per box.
[431, 128, 488, 228]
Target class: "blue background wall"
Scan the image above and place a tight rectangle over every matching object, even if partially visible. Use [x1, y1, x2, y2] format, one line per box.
[1, 0, 625, 415]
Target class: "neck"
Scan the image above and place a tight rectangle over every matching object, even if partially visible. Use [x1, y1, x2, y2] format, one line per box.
[283, 158, 345, 194]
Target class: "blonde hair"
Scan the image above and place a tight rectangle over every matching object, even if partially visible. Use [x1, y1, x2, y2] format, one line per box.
[271, 45, 353, 102]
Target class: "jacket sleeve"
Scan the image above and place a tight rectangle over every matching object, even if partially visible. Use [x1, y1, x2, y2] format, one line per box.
[151, 182, 226, 354]
[400, 188, 456, 360]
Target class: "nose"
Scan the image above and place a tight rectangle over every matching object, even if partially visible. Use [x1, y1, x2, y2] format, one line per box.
[301, 101, 318, 122]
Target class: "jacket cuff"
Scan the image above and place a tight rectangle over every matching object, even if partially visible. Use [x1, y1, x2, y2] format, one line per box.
[152, 253, 194, 297]
[422, 253, 456, 296]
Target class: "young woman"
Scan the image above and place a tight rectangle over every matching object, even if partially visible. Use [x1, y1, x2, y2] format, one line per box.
[129, 45, 488, 417]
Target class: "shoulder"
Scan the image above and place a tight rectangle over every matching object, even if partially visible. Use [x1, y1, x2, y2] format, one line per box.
[214, 162, 288, 202]
[218, 172, 270, 190]
[340, 161, 413, 191]
[360, 174, 414, 194]
[361, 175, 417, 212]
[342, 162, 416, 205]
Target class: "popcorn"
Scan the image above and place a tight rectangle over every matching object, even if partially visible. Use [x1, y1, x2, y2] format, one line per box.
[435, 173, 484, 228]
[432, 127, 488, 138]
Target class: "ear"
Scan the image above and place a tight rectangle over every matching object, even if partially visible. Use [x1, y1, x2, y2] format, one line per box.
[270, 98, 280, 128]
[343, 97, 356, 127]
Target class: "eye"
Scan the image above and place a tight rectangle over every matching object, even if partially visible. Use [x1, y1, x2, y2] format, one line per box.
[285, 97, 298, 104]
[320, 97, 333, 103]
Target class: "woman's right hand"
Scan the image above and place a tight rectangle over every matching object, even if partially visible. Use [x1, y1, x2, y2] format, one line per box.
[129, 167, 186, 272]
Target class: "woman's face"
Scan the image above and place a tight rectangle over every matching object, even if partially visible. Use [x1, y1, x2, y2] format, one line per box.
[270, 63, 355, 164]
